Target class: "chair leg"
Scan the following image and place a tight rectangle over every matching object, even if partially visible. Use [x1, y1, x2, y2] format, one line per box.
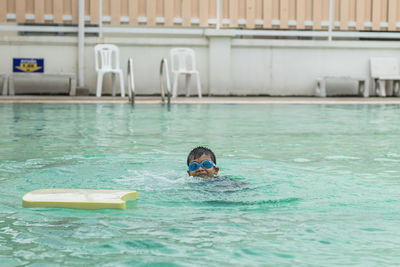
[363, 79, 369, 98]
[9, 75, 15, 96]
[119, 71, 125, 97]
[394, 81, 400, 96]
[185, 74, 191, 97]
[69, 75, 76, 96]
[195, 72, 202, 98]
[372, 79, 376, 96]
[172, 73, 179, 98]
[111, 73, 116, 97]
[388, 80, 394, 96]
[357, 80, 364, 97]
[2, 76, 8, 96]
[317, 79, 326, 97]
[96, 72, 104, 97]
[378, 80, 386, 97]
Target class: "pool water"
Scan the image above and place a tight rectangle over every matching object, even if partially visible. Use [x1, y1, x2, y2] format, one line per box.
[1, 103, 400, 266]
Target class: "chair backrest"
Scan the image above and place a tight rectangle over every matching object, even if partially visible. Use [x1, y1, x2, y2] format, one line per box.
[370, 57, 400, 78]
[170, 48, 197, 72]
[94, 44, 121, 71]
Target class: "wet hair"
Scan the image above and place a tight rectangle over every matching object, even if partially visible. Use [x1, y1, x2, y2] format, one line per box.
[187, 146, 216, 166]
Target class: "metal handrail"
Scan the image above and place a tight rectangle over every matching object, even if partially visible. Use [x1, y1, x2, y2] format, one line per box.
[127, 57, 135, 106]
[160, 58, 171, 106]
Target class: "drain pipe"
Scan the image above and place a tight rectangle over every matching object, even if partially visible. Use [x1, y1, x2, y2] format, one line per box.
[216, 0, 220, 30]
[328, 0, 333, 41]
[78, 0, 85, 88]
[98, 0, 103, 38]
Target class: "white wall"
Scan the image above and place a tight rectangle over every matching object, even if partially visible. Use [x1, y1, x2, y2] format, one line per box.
[1, 30, 400, 96]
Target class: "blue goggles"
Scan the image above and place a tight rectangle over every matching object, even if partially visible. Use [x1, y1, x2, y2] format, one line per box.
[188, 160, 215, 171]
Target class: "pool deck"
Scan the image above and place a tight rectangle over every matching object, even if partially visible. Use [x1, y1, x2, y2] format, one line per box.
[1, 95, 400, 104]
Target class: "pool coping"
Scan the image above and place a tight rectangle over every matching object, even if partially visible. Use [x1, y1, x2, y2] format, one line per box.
[2, 96, 400, 104]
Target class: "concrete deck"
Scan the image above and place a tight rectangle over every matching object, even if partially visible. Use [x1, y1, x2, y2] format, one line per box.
[1, 96, 400, 104]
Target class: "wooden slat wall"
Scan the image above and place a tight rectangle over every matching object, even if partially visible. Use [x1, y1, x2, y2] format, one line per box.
[0, 0, 6, 22]
[34, 0, 45, 23]
[2, 0, 400, 32]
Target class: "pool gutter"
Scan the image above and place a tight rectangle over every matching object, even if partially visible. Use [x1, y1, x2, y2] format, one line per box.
[2, 96, 400, 105]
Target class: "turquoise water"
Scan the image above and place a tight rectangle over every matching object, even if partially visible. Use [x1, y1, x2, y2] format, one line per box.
[1, 103, 400, 266]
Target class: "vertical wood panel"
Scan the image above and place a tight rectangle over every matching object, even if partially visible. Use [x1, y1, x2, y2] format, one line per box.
[364, 0, 372, 26]
[174, 0, 181, 18]
[322, 0, 329, 27]
[272, 0, 279, 20]
[355, 0, 365, 30]
[220, 0, 227, 20]
[164, 0, 174, 26]
[7, 0, 15, 14]
[396, 0, 400, 27]
[199, 0, 208, 26]
[263, 0, 272, 28]
[129, 0, 139, 25]
[192, 0, 199, 19]
[182, 0, 191, 26]
[312, 0, 322, 29]
[280, 0, 288, 28]
[156, 0, 164, 17]
[237, 0, 245, 19]
[138, 0, 145, 16]
[146, 0, 156, 25]
[0, 0, 6, 22]
[35, 0, 45, 22]
[103, 0, 110, 22]
[89, 0, 98, 24]
[305, 0, 312, 24]
[388, 0, 396, 31]
[16, 0, 26, 22]
[296, 0, 306, 29]
[380, 0, 387, 28]
[71, 0, 78, 24]
[26, 0, 34, 13]
[372, 0, 380, 30]
[247, 0, 256, 28]
[111, 0, 121, 24]
[339, 0, 348, 29]
[53, 0, 63, 23]
[209, 0, 216, 22]
[349, 0, 356, 29]
[255, 0, 262, 21]
[229, 0, 238, 27]
[333, 0, 339, 28]
[120, 0, 128, 17]
[85, 0, 90, 18]
[288, 0, 295, 22]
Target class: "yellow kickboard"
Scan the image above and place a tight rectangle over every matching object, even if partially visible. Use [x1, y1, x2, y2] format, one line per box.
[22, 189, 137, 210]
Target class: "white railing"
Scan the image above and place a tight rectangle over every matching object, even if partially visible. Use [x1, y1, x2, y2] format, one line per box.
[127, 57, 135, 105]
[160, 58, 171, 105]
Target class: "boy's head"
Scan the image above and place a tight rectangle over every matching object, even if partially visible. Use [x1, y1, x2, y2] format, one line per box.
[187, 146, 219, 178]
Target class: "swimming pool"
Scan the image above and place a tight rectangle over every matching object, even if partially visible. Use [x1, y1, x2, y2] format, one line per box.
[1, 103, 400, 265]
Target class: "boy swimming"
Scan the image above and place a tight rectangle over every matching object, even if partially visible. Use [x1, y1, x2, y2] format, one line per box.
[187, 146, 219, 178]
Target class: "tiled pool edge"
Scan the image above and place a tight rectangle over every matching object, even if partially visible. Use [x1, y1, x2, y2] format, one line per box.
[2, 96, 400, 104]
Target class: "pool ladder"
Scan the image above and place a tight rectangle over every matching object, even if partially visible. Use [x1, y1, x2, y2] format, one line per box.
[127, 57, 171, 107]
[160, 58, 171, 107]
[127, 58, 135, 106]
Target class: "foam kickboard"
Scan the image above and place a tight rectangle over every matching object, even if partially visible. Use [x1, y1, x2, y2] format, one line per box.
[22, 189, 137, 210]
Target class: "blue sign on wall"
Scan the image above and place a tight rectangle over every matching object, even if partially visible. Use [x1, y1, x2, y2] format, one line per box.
[13, 58, 44, 73]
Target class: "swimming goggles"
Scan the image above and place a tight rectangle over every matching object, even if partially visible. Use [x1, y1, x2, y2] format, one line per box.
[188, 160, 215, 171]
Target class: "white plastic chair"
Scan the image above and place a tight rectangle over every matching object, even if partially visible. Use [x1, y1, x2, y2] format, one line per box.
[170, 48, 202, 98]
[370, 57, 400, 97]
[94, 44, 125, 97]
